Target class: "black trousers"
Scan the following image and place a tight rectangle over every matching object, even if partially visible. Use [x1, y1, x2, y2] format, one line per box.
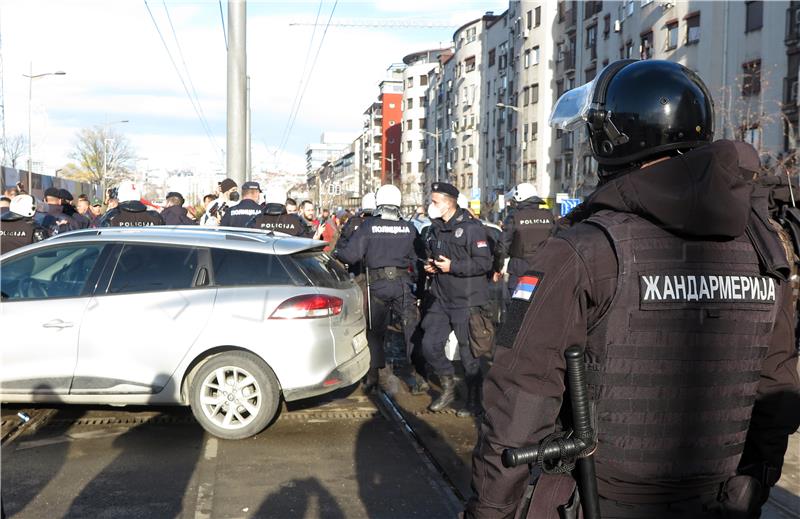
[420, 299, 480, 377]
[366, 278, 417, 370]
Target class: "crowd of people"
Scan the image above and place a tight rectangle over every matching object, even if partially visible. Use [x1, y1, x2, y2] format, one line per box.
[1, 58, 799, 519]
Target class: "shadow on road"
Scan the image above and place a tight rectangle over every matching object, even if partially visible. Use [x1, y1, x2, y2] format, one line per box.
[255, 477, 345, 519]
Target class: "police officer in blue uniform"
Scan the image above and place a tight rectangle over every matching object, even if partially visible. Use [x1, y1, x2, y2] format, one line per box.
[333, 185, 422, 392]
[220, 181, 263, 227]
[102, 181, 165, 227]
[41, 187, 76, 234]
[422, 182, 493, 414]
[247, 188, 308, 236]
[493, 182, 554, 294]
[0, 194, 48, 254]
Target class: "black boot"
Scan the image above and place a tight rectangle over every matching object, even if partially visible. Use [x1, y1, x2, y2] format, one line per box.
[457, 374, 482, 418]
[429, 375, 456, 412]
[363, 367, 379, 393]
[410, 371, 430, 395]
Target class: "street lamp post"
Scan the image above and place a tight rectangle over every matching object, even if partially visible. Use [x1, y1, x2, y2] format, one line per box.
[23, 63, 65, 193]
[421, 129, 441, 183]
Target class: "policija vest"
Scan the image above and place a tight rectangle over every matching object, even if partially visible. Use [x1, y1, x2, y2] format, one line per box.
[252, 214, 303, 236]
[0, 218, 39, 254]
[510, 207, 554, 263]
[574, 210, 781, 496]
[110, 210, 162, 227]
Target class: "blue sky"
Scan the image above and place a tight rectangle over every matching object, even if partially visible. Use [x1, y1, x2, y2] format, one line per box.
[2, 0, 507, 177]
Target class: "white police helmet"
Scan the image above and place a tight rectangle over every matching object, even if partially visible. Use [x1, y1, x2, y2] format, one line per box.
[117, 181, 140, 203]
[513, 182, 538, 202]
[375, 185, 401, 207]
[264, 188, 286, 206]
[361, 192, 376, 211]
[457, 193, 469, 209]
[10, 194, 36, 217]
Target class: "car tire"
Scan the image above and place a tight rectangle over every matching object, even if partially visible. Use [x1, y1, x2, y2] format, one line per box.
[188, 351, 280, 440]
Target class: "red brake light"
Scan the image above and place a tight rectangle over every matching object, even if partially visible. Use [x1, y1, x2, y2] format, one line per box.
[269, 294, 344, 319]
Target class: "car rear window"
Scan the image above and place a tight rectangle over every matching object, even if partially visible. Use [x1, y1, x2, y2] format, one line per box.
[211, 248, 294, 287]
[290, 252, 352, 289]
[108, 244, 199, 294]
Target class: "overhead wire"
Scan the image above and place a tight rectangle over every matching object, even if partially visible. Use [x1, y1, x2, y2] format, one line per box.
[277, 0, 338, 163]
[275, 0, 324, 160]
[161, 0, 218, 152]
[218, 0, 228, 51]
[143, 0, 223, 158]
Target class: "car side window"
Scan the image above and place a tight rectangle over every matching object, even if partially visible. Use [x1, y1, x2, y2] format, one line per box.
[108, 244, 199, 294]
[1, 243, 106, 301]
[211, 248, 294, 287]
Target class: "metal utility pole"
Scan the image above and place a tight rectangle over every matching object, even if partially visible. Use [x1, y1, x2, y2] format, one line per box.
[246, 74, 251, 181]
[227, 0, 247, 186]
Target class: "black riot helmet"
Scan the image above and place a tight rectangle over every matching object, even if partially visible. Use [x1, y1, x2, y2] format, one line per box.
[551, 59, 714, 175]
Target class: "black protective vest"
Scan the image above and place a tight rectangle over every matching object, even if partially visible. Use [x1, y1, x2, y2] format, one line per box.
[0, 218, 42, 254]
[573, 211, 781, 500]
[251, 213, 304, 236]
[109, 209, 163, 227]
[509, 207, 554, 262]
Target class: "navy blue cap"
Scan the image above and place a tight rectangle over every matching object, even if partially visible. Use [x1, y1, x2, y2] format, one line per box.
[431, 182, 459, 198]
[44, 187, 61, 198]
[242, 181, 261, 191]
[58, 189, 73, 201]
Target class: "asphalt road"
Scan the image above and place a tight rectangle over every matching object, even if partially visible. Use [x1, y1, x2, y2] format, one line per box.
[1, 388, 461, 519]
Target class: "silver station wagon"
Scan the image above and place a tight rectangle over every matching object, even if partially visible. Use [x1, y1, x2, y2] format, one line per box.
[0, 226, 369, 439]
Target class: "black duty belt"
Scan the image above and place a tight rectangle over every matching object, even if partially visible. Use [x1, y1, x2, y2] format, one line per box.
[369, 266, 408, 282]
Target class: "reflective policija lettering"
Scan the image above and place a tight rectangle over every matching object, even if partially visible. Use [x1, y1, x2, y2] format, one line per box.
[371, 225, 410, 234]
[0, 230, 27, 237]
[519, 219, 551, 225]
[261, 223, 296, 229]
[118, 222, 157, 227]
[640, 274, 776, 303]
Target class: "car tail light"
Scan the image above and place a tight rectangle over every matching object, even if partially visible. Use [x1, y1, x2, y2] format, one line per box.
[269, 294, 343, 319]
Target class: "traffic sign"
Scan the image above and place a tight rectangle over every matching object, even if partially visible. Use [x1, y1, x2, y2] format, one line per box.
[560, 198, 581, 216]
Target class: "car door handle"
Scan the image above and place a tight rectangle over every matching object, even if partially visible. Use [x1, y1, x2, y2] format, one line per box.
[42, 319, 74, 329]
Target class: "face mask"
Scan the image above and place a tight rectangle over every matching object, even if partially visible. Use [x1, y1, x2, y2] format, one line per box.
[427, 202, 443, 220]
[228, 191, 240, 202]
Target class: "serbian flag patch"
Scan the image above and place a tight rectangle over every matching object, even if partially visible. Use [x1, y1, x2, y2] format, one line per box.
[512, 274, 542, 301]
[476, 240, 488, 248]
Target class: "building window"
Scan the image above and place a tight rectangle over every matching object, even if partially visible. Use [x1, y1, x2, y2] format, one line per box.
[406, 119, 413, 130]
[406, 162, 412, 174]
[406, 140, 413, 151]
[526, 10, 533, 30]
[586, 25, 597, 50]
[686, 13, 700, 44]
[469, 144, 474, 158]
[420, 75, 428, 86]
[535, 6, 541, 27]
[523, 86, 530, 106]
[585, 65, 596, 82]
[531, 83, 539, 103]
[523, 123, 529, 142]
[624, 39, 634, 59]
[603, 14, 611, 39]
[407, 98, 414, 110]
[556, 79, 564, 100]
[420, 97, 427, 107]
[488, 49, 496, 67]
[468, 175, 473, 188]
[742, 125, 762, 149]
[467, 27, 477, 43]
[465, 56, 476, 73]
[557, 41, 565, 62]
[625, 1, 634, 17]
[407, 77, 414, 88]
[532, 46, 540, 65]
[742, 59, 761, 96]
[524, 49, 531, 68]
[419, 118, 426, 128]
[665, 21, 678, 50]
[640, 31, 654, 59]
[745, 1, 763, 33]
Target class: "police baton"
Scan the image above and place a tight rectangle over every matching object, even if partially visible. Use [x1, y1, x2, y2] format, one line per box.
[502, 346, 601, 519]
[365, 267, 373, 330]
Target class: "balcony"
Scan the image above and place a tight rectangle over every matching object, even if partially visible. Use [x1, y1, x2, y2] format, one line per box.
[784, 76, 799, 109]
[372, 126, 382, 137]
[786, 7, 800, 44]
[563, 50, 576, 72]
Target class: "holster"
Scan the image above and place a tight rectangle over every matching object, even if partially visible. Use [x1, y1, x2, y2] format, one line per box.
[369, 266, 405, 282]
[468, 305, 495, 358]
[518, 474, 582, 519]
[713, 475, 763, 519]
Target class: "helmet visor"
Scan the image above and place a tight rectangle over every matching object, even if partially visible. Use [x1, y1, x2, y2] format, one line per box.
[549, 79, 596, 131]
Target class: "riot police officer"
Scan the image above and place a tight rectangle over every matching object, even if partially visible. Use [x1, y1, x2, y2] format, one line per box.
[337, 192, 376, 276]
[0, 194, 47, 254]
[467, 60, 800, 518]
[221, 182, 263, 227]
[333, 185, 421, 392]
[161, 191, 197, 225]
[41, 187, 75, 234]
[102, 181, 165, 227]
[493, 182, 554, 293]
[422, 182, 492, 415]
[247, 188, 307, 236]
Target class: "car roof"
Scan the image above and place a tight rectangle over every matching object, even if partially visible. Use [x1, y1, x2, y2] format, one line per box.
[4, 226, 325, 257]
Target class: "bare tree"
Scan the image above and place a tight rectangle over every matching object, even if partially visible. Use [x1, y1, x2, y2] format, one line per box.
[1, 134, 27, 168]
[56, 161, 92, 182]
[70, 126, 136, 191]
